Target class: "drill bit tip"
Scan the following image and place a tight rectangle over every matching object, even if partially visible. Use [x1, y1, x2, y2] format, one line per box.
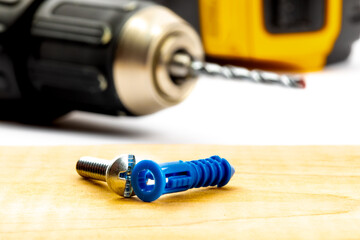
[297, 77, 306, 89]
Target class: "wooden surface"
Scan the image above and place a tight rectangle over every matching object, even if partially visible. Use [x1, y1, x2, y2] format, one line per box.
[1, 145, 360, 239]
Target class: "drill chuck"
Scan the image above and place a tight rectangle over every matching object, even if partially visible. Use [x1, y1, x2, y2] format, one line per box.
[112, 3, 203, 115]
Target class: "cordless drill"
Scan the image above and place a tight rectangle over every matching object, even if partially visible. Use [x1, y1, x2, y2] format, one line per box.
[0, 0, 204, 122]
[0, 0, 305, 123]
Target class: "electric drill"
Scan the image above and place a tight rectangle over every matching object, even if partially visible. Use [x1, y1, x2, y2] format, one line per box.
[155, 0, 360, 72]
[0, 0, 205, 122]
[0, 0, 304, 123]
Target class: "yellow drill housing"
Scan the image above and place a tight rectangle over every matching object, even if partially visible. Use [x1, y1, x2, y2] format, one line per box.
[157, 0, 360, 72]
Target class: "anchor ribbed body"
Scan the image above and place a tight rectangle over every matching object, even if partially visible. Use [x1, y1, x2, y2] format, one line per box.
[186, 155, 232, 188]
[131, 155, 235, 202]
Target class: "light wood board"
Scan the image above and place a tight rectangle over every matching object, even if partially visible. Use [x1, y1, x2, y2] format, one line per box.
[1, 145, 360, 239]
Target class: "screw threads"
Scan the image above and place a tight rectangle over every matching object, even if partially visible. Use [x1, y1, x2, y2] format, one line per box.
[187, 155, 232, 189]
[76, 157, 109, 181]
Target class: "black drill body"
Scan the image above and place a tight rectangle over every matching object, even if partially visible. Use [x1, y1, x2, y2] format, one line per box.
[0, 0, 151, 122]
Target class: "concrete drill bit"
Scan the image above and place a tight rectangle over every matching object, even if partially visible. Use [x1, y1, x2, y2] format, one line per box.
[169, 53, 306, 89]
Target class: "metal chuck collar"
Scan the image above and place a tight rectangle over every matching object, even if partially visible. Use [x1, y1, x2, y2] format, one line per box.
[113, 5, 204, 116]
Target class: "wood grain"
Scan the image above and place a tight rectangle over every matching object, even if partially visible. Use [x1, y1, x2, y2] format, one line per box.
[0, 145, 360, 239]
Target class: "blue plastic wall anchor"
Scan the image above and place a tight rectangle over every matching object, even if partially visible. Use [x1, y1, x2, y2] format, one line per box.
[131, 155, 235, 202]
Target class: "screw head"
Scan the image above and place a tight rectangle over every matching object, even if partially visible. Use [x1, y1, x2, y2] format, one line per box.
[105, 154, 136, 197]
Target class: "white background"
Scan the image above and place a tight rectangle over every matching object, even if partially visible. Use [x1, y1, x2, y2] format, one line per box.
[1, 40, 360, 146]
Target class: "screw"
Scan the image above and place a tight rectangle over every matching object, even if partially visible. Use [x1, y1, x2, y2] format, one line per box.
[131, 155, 235, 202]
[76, 154, 136, 197]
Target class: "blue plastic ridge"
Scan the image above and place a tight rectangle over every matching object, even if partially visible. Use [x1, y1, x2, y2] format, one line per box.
[131, 155, 235, 202]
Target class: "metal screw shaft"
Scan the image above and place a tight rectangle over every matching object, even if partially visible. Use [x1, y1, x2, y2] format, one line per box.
[76, 157, 109, 181]
[76, 154, 136, 197]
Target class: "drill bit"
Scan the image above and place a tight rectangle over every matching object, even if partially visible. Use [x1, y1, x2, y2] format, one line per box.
[169, 53, 306, 89]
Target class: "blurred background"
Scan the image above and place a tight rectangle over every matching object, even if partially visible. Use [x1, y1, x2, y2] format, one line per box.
[0, 0, 359, 145]
[1, 39, 359, 145]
